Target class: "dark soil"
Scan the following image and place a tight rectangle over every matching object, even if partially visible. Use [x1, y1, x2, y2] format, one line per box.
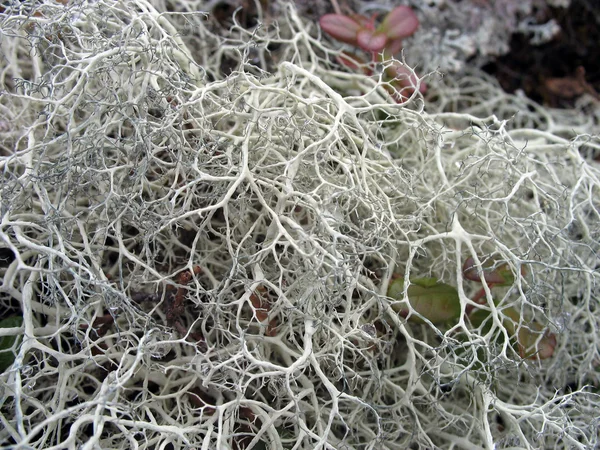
[482, 0, 600, 108]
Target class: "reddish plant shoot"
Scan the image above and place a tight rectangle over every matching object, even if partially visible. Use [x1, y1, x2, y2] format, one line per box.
[319, 6, 426, 100]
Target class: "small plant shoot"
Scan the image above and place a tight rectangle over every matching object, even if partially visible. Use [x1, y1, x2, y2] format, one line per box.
[319, 6, 426, 101]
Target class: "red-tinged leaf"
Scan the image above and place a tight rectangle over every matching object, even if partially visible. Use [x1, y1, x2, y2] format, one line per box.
[502, 308, 556, 360]
[356, 29, 387, 52]
[463, 257, 506, 284]
[320, 14, 362, 45]
[393, 78, 427, 97]
[384, 38, 404, 56]
[469, 307, 556, 360]
[350, 13, 377, 30]
[379, 6, 419, 40]
[463, 257, 524, 286]
[386, 62, 426, 99]
[517, 323, 556, 360]
[337, 52, 371, 74]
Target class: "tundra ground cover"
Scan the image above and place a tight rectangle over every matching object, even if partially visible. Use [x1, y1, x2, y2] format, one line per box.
[0, 1, 599, 449]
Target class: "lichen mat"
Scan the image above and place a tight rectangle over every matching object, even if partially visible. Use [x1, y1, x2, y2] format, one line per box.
[0, 1, 598, 449]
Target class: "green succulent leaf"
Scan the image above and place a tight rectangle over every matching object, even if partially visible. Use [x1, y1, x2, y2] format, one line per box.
[388, 277, 461, 324]
[0, 315, 24, 373]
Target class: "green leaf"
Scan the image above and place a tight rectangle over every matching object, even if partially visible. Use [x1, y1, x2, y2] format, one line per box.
[388, 277, 461, 324]
[468, 308, 493, 330]
[409, 277, 439, 288]
[0, 316, 24, 373]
